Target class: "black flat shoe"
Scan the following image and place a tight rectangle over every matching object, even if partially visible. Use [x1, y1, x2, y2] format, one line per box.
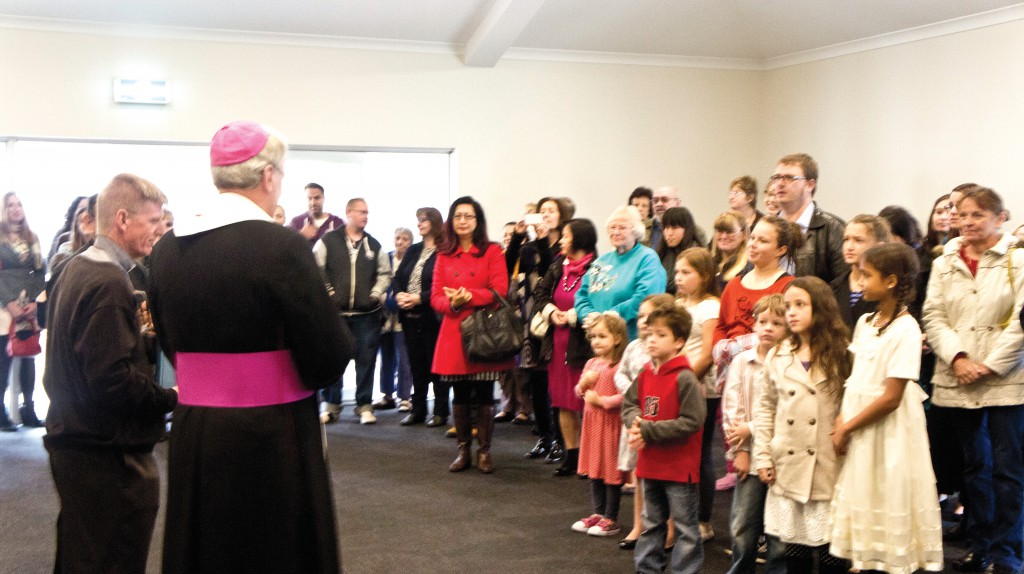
[425, 415, 447, 428]
[511, 414, 531, 425]
[493, 411, 514, 423]
[618, 538, 637, 550]
[400, 414, 426, 426]
[525, 439, 549, 459]
[545, 443, 565, 464]
[953, 552, 991, 573]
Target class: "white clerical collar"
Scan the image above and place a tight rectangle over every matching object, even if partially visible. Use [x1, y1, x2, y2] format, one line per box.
[174, 192, 272, 237]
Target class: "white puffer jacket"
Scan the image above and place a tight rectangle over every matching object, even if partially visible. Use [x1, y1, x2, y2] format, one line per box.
[923, 234, 1024, 408]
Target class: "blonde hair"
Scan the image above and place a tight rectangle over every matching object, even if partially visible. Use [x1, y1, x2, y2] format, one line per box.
[96, 174, 167, 235]
[606, 205, 646, 243]
[211, 126, 287, 190]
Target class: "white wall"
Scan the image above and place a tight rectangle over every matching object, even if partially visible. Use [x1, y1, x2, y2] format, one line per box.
[0, 27, 761, 244]
[760, 19, 1024, 229]
[2, 19, 1022, 240]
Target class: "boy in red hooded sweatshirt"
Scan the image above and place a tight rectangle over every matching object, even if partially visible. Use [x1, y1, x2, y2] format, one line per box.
[622, 306, 707, 574]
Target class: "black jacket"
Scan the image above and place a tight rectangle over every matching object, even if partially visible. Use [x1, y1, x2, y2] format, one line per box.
[794, 204, 847, 284]
[392, 241, 439, 326]
[829, 269, 878, 331]
[531, 255, 594, 369]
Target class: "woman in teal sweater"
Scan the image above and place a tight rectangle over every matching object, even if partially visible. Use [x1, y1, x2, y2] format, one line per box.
[576, 205, 667, 341]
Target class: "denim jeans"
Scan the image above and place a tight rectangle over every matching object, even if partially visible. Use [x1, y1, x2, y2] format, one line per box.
[379, 330, 413, 400]
[320, 311, 381, 412]
[635, 479, 702, 574]
[953, 404, 1024, 572]
[725, 473, 768, 574]
[699, 397, 720, 522]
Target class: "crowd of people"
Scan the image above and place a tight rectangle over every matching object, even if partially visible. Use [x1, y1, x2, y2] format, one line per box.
[4, 120, 1024, 574]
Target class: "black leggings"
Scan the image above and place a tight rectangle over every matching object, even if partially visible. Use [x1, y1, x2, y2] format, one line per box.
[590, 479, 623, 521]
[0, 334, 36, 404]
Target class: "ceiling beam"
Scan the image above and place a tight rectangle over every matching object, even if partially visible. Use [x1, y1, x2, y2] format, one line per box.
[462, 0, 547, 67]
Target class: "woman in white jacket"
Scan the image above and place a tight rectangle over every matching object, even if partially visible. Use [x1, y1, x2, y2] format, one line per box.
[923, 187, 1024, 574]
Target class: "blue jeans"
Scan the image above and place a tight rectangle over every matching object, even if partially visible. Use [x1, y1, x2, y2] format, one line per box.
[379, 330, 412, 400]
[725, 472, 770, 574]
[320, 312, 382, 412]
[953, 404, 1024, 572]
[699, 398, 720, 522]
[635, 479, 702, 574]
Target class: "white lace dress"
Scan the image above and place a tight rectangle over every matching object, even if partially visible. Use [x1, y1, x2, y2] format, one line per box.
[829, 314, 943, 573]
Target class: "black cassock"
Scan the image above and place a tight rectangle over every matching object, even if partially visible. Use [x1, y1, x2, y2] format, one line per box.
[149, 211, 352, 574]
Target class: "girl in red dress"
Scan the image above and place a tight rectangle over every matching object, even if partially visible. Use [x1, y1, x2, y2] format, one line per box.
[571, 312, 629, 537]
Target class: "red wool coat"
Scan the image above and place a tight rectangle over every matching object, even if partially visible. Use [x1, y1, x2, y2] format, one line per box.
[430, 242, 513, 375]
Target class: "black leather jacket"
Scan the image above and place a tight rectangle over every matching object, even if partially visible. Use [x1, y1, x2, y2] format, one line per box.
[794, 203, 847, 284]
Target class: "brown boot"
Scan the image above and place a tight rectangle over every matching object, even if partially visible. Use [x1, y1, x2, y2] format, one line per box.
[449, 404, 472, 472]
[476, 404, 495, 474]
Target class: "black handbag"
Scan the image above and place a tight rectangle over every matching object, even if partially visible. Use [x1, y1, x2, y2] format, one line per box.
[461, 288, 524, 363]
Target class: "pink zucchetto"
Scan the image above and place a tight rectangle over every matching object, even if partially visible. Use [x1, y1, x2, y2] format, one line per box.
[210, 121, 270, 167]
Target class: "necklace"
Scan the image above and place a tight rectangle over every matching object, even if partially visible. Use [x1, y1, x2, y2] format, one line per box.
[562, 273, 582, 292]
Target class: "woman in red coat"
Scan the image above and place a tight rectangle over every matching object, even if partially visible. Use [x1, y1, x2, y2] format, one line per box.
[432, 196, 511, 474]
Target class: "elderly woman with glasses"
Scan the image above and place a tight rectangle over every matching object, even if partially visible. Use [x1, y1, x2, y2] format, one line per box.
[575, 205, 666, 342]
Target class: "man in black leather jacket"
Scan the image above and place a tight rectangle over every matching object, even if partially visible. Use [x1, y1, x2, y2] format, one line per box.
[768, 153, 846, 284]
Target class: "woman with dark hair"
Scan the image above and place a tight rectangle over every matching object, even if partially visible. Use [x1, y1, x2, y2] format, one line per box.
[923, 194, 953, 256]
[923, 187, 1024, 574]
[655, 207, 700, 294]
[395, 207, 449, 427]
[0, 192, 47, 430]
[431, 197, 510, 474]
[507, 196, 571, 464]
[47, 195, 87, 267]
[628, 187, 655, 246]
[878, 205, 923, 248]
[530, 218, 599, 476]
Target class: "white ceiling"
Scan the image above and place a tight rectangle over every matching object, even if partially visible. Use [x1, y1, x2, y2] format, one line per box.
[1, 0, 1023, 68]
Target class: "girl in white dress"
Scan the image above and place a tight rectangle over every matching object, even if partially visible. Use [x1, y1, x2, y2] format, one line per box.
[829, 243, 943, 574]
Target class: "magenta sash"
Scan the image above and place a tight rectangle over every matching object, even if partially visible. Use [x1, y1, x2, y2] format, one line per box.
[176, 350, 312, 408]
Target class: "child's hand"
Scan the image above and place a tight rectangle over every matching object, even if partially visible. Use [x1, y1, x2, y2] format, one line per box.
[584, 389, 602, 407]
[574, 383, 585, 398]
[627, 416, 645, 450]
[831, 424, 850, 456]
[757, 467, 775, 485]
[579, 371, 598, 389]
[733, 451, 751, 480]
[725, 422, 751, 447]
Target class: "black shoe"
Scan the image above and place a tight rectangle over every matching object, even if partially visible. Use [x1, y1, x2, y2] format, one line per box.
[372, 396, 397, 410]
[19, 403, 44, 428]
[511, 414, 532, 425]
[400, 414, 426, 426]
[618, 537, 637, 550]
[944, 517, 967, 541]
[545, 443, 565, 464]
[425, 415, 447, 428]
[953, 552, 992, 573]
[525, 439, 549, 459]
[493, 411, 514, 423]
[0, 407, 18, 432]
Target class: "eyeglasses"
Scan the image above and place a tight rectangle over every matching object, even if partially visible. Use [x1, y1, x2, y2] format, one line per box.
[728, 189, 746, 195]
[452, 214, 477, 221]
[768, 174, 808, 184]
[416, 216, 429, 223]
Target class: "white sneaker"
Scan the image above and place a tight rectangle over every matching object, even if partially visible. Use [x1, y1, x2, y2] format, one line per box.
[398, 400, 412, 412]
[359, 411, 377, 425]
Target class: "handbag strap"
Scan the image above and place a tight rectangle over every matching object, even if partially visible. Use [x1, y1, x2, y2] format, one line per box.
[488, 288, 512, 310]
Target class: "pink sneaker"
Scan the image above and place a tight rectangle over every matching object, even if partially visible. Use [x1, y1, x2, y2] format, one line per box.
[587, 518, 621, 537]
[715, 472, 737, 491]
[572, 514, 603, 533]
